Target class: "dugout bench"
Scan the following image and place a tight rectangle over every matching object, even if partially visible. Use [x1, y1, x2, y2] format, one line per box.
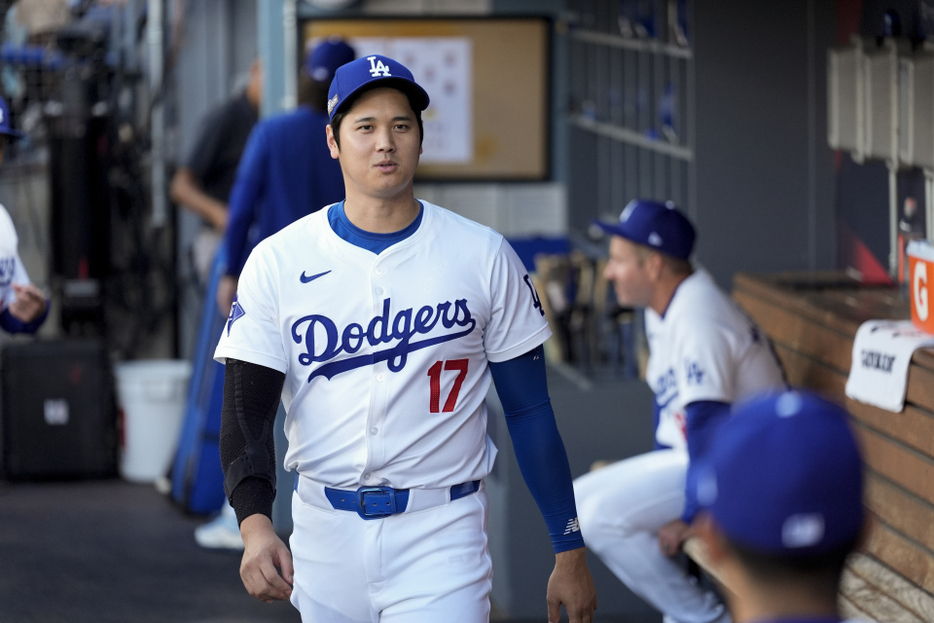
[682, 271, 934, 622]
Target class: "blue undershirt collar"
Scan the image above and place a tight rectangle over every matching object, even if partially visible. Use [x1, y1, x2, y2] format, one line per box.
[328, 200, 423, 255]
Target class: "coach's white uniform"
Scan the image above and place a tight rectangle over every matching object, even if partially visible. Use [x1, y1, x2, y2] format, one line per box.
[574, 268, 785, 623]
[216, 201, 551, 622]
[0, 204, 32, 315]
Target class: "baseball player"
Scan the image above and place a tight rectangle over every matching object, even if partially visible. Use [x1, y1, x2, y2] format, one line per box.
[214, 55, 597, 622]
[692, 391, 867, 623]
[0, 96, 48, 335]
[573, 199, 786, 623]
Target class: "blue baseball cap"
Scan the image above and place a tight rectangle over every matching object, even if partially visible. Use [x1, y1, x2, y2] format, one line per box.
[327, 54, 430, 120]
[594, 199, 695, 260]
[695, 391, 864, 556]
[0, 96, 23, 140]
[305, 38, 355, 84]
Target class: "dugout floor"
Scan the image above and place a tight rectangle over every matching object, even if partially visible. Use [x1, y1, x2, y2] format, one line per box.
[0, 367, 659, 623]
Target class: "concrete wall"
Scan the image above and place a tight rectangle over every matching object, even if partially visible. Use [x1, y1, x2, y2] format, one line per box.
[692, 0, 838, 287]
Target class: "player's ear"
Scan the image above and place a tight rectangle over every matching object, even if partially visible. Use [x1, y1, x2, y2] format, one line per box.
[645, 250, 664, 281]
[326, 124, 340, 160]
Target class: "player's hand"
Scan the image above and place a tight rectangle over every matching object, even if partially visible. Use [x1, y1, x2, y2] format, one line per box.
[658, 518, 691, 557]
[216, 276, 238, 318]
[546, 547, 597, 623]
[9, 283, 47, 324]
[238, 514, 294, 603]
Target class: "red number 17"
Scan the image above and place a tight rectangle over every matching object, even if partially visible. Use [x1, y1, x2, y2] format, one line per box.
[427, 359, 469, 413]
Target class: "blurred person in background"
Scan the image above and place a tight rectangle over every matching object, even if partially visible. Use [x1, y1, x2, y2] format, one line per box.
[215, 37, 354, 316]
[691, 391, 866, 623]
[170, 58, 261, 550]
[195, 38, 354, 551]
[0, 95, 47, 335]
[573, 199, 786, 623]
[171, 58, 262, 285]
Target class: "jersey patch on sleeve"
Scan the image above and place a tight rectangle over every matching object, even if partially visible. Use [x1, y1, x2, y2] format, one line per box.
[523, 274, 545, 317]
[227, 295, 246, 336]
[0, 256, 15, 285]
[685, 360, 706, 385]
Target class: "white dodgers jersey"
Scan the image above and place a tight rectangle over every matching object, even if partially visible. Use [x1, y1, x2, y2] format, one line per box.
[0, 204, 30, 314]
[644, 269, 786, 449]
[215, 201, 551, 490]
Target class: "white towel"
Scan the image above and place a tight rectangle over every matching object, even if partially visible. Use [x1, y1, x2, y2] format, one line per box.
[845, 320, 934, 412]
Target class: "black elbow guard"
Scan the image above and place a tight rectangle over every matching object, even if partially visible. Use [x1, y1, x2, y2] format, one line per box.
[222, 440, 275, 499]
[219, 359, 284, 501]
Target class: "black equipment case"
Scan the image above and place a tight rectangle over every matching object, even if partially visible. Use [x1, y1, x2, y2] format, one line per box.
[0, 339, 117, 480]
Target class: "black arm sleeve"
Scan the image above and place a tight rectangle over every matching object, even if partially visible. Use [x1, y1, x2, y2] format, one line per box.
[219, 358, 285, 525]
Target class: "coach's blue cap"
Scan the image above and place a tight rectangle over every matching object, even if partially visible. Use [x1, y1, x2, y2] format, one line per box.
[327, 54, 430, 120]
[695, 391, 864, 556]
[0, 97, 23, 139]
[594, 199, 695, 260]
[305, 38, 355, 84]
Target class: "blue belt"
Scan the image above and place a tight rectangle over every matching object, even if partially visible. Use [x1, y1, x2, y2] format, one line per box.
[323, 480, 481, 520]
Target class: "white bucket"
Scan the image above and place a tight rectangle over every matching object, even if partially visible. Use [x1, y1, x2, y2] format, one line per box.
[114, 359, 192, 483]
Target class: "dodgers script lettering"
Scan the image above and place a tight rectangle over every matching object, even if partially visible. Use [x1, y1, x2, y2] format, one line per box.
[291, 297, 477, 383]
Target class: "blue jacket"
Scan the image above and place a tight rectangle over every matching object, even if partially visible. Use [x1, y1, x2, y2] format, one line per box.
[223, 106, 345, 276]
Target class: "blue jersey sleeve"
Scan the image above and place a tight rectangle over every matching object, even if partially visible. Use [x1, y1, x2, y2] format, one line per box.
[0, 302, 49, 334]
[682, 399, 731, 523]
[224, 125, 268, 277]
[489, 345, 584, 553]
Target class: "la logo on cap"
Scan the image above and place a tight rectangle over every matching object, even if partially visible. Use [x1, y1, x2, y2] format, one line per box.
[368, 56, 391, 77]
[782, 513, 825, 548]
[620, 202, 637, 222]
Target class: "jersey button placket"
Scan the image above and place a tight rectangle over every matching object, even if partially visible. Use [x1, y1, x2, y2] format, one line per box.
[363, 262, 389, 485]
[371, 263, 390, 312]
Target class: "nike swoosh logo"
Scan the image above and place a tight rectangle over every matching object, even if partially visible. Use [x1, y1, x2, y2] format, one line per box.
[300, 270, 332, 284]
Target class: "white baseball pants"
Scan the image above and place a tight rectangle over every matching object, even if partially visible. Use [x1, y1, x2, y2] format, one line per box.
[289, 485, 493, 622]
[574, 449, 730, 623]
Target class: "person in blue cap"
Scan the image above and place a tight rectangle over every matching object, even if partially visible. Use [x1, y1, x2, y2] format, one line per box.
[0, 95, 48, 334]
[573, 199, 786, 623]
[691, 391, 866, 623]
[213, 54, 598, 622]
[215, 38, 356, 317]
[194, 38, 356, 551]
